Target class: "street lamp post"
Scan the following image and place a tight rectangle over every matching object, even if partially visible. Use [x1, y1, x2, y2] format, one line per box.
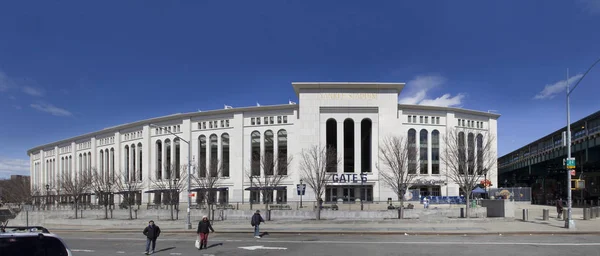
[360, 173, 365, 211]
[150, 124, 192, 230]
[564, 57, 600, 229]
[45, 184, 50, 210]
[299, 179, 303, 208]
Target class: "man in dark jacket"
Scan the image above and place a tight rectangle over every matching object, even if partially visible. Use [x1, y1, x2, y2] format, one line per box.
[143, 220, 161, 254]
[251, 210, 264, 238]
[196, 216, 215, 250]
[557, 198, 564, 219]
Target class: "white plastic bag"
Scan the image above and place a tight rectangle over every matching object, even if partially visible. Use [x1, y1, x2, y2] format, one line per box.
[195, 239, 200, 249]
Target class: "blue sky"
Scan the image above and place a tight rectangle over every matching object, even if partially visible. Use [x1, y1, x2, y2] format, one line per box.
[1, 1, 600, 177]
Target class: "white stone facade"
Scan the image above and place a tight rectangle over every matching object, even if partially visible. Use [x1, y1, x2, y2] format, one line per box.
[27, 82, 500, 205]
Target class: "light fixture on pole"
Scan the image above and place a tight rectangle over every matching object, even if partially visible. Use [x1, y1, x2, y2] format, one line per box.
[564, 57, 600, 229]
[150, 124, 192, 230]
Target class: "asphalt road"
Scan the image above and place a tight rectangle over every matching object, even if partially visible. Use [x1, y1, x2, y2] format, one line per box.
[58, 232, 600, 256]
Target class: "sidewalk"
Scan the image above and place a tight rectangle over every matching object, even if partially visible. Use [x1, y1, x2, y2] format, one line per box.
[40, 217, 600, 235]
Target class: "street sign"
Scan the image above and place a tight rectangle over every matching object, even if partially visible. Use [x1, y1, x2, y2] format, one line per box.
[188, 193, 195, 197]
[23, 204, 33, 211]
[296, 184, 306, 196]
[570, 169, 576, 176]
[566, 158, 576, 169]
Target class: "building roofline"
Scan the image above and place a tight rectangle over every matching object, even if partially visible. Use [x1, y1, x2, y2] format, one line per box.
[292, 82, 405, 96]
[398, 104, 502, 118]
[498, 109, 600, 159]
[27, 104, 298, 155]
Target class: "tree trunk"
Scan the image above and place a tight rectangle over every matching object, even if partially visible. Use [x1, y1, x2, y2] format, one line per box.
[74, 201, 79, 219]
[316, 205, 321, 220]
[104, 204, 108, 219]
[128, 204, 133, 220]
[170, 204, 174, 220]
[465, 193, 471, 218]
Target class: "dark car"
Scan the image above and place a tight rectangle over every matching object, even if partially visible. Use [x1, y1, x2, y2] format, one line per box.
[0, 226, 72, 256]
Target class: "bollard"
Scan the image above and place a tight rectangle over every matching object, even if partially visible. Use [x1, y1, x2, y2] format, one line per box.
[584, 207, 590, 220]
[542, 209, 549, 221]
[398, 207, 404, 219]
[591, 207, 596, 219]
[460, 208, 465, 218]
[522, 209, 528, 221]
[596, 207, 600, 218]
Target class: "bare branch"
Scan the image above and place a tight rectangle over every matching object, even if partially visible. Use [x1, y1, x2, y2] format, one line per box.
[299, 145, 340, 220]
[440, 127, 496, 217]
[0, 177, 33, 206]
[245, 152, 293, 205]
[377, 135, 418, 205]
[191, 156, 224, 206]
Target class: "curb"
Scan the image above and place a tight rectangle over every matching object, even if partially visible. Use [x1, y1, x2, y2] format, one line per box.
[51, 229, 600, 236]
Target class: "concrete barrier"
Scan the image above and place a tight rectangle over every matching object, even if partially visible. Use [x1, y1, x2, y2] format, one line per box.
[542, 209, 549, 221]
[10, 207, 488, 226]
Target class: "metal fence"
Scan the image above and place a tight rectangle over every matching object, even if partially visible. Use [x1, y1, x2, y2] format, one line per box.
[487, 187, 531, 202]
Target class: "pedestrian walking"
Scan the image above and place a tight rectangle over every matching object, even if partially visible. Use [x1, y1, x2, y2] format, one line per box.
[196, 216, 215, 250]
[251, 210, 265, 238]
[556, 197, 564, 219]
[143, 220, 161, 255]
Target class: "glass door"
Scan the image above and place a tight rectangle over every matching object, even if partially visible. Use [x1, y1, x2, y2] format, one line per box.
[343, 187, 355, 202]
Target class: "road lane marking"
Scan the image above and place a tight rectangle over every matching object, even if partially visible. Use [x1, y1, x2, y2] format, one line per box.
[71, 249, 95, 252]
[239, 245, 288, 250]
[170, 253, 182, 255]
[116, 251, 125, 254]
[63, 237, 600, 246]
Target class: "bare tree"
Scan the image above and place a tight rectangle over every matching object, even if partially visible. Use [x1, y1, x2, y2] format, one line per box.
[191, 158, 223, 220]
[0, 177, 33, 207]
[148, 163, 189, 220]
[299, 145, 340, 220]
[58, 171, 93, 219]
[378, 136, 419, 212]
[91, 168, 117, 219]
[113, 169, 145, 220]
[245, 152, 293, 215]
[440, 127, 496, 218]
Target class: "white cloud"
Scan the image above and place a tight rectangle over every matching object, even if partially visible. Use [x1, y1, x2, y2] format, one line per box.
[9, 95, 16, 100]
[578, 0, 600, 15]
[30, 103, 72, 117]
[13, 105, 22, 110]
[22, 86, 44, 97]
[0, 157, 30, 177]
[0, 71, 14, 92]
[398, 74, 465, 107]
[534, 74, 583, 99]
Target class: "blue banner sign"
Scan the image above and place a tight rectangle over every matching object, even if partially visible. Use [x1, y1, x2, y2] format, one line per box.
[331, 173, 368, 183]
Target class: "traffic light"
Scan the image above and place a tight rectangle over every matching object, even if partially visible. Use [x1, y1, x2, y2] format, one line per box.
[571, 179, 586, 190]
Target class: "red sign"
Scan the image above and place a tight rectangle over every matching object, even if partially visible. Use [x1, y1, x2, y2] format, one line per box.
[188, 193, 195, 197]
[570, 169, 576, 176]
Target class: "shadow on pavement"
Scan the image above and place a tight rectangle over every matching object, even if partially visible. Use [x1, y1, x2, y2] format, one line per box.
[207, 243, 223, 249]
[155, 247, 176, 253]
[260, 232, 270, 237]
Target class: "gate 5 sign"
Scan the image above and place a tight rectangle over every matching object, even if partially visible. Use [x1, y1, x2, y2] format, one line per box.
[331, 173, 368, 183]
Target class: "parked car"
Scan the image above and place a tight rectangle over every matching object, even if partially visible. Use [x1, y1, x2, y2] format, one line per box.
[0, 226, 72, 256]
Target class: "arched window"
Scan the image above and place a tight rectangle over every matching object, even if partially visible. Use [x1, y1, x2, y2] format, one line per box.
[277, 130, 287, 175]
[361, 119, 372, 173]
[251, 131, 261, 176]
[174, 139, 180, 179]
[79, 154, 83, 179]
[432, 130, 440, 175]
[198, 135, 207, 177]
[137, 143, 142, 181]
[420, 129, 428, 174]
[264, 130, 274, 175]
[131, 144, 136, 182]
[458, 132, 465, 174]
[124, 145, 130, 181]
[110, 148, 115, 181]
[221, 133, 230, 177]
[408, 129, 417, 174]
[209, 134, 218, 177]
[468, 133, 475, 175]
[99, 150, 104, 179]
[476, 134, 484, 175]
[87, 152, 91, 177]
[326, 119, 337, 172]
[343, 119, 355, 173]
[156, 140, 162, 180]
[165, 139, 171, 179]
[104, 149, 109, 181]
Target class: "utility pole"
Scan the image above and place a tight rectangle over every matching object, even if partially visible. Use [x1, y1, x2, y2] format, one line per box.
[566, 68, 575, 229]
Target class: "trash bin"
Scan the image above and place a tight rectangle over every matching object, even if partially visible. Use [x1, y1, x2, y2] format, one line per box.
[471, 200, 477, 208]
[596, 207, 600, 218]
[584, 208, 590, 220]
[542, 209, 549, 221]
[522, 209, 528, 221]
[460, 208, 465, 218]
